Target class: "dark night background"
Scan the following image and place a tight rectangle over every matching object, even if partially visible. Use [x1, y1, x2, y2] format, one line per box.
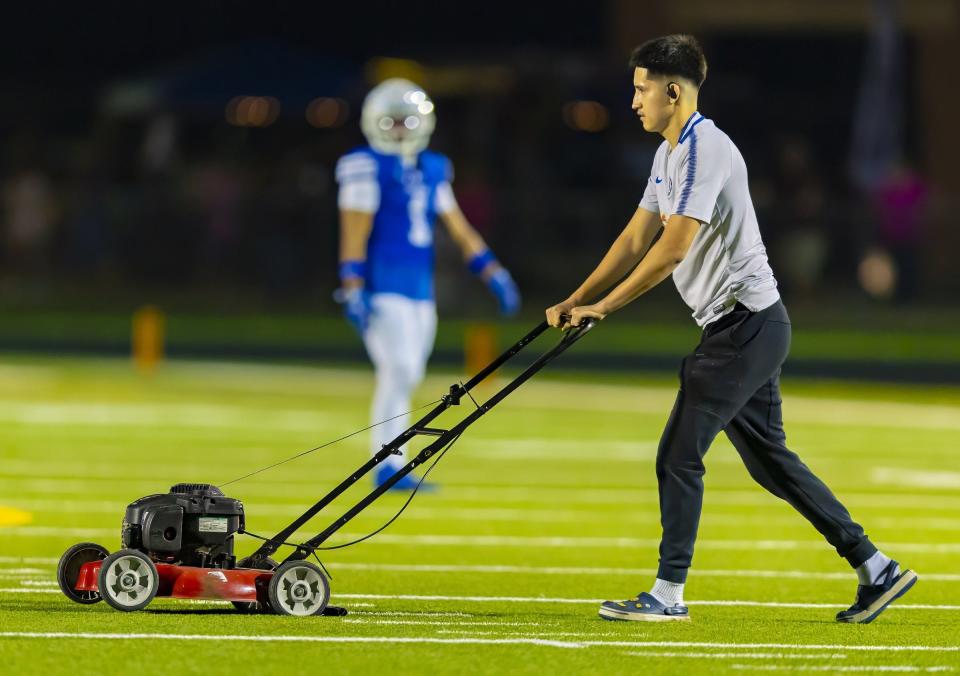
[0, 0, 956, 326]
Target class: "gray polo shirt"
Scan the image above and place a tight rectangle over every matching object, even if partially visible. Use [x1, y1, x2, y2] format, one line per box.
[640, 112, 780, 327]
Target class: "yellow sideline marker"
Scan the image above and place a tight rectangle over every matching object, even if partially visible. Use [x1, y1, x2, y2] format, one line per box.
[0, 506, 32, 527]
[132, 305, 165, 375]
[465, 323, 497, 386]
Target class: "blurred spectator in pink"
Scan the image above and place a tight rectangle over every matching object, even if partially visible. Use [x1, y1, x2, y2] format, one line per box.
[872, 161, 928, 301]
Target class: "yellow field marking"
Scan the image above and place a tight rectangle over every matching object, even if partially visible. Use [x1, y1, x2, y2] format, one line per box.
[0, 506, 32, 527]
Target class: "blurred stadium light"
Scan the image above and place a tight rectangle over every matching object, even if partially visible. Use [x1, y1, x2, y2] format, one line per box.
[562, 101, 610, 133]
[225, 96, 281, 127]
[306, 98, 350, 129]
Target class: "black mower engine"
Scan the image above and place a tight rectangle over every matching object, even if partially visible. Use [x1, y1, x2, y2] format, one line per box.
[121, 483, 245, 568]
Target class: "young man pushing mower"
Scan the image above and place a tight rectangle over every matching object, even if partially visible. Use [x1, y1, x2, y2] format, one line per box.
[545, 34, 917, 624]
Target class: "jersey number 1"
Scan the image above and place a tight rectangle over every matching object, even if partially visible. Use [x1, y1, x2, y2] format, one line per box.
[407, 185, 432, 247]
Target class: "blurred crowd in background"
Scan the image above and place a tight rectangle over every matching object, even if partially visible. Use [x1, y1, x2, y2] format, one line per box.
[0, 0, 955, 314]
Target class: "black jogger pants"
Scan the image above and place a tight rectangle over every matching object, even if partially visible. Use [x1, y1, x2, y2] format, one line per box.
[655, 300, 877, 583]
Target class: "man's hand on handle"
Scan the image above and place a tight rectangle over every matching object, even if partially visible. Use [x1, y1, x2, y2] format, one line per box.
[546, 298, 609, 329]
[567, 303, 608, 327]
[545, 298, 578, 328]
[546, 299, 609, 329]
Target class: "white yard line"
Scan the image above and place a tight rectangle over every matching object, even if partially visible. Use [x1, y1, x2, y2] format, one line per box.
[0, 632, 581, 649]
[331, 593, 959, 611]
[622, 651, 850, 660]
[3, 527, 958, 555]
[0, 401, 337, 432]
[351, 610, 474, 617]
[318, 562, 960, 583]
[692, 600, 954, 610]
[0, 556, 60, 566]
[535, 640, 960, 652]
[9, 364, 960, 432]
[438, 630, 628, 638]
[505, 380, 960, 432]
[7, 587, 951, 610]
[442, 485, 960, 510]
[0, 557, 59, 564]
[1, 632, 958, 653]
[1, 589, 62, 594]
[5, 480, 960, 511]
[462, 440, 658, 462]
[4, 557, 960, 582]
[872, 468, 960, 490]
[0, 440, 668, 476]
[315, 534, 960, 555]
[9, 498, 960, 532]
[3, 368, 960, 435]
[0, 500, 649, 524]
[342, 619, 545, 627]
[730, 666, 953, 673]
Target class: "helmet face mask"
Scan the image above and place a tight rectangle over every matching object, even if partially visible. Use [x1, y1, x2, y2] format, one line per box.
[361, 78, 436, 156]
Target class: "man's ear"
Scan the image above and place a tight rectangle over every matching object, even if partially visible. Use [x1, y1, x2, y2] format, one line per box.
[666, 82, 679, 101]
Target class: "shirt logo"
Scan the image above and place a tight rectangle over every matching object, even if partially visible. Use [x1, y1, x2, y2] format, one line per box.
[655, 176, 663, 184]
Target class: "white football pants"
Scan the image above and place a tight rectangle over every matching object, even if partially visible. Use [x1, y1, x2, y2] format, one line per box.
[362, 293, 437, 468]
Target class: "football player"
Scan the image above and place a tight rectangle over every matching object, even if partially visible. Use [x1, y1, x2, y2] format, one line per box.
[336, 78, 520, 489]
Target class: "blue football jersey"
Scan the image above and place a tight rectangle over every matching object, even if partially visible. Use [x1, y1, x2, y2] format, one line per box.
[336, 146, 453, 300]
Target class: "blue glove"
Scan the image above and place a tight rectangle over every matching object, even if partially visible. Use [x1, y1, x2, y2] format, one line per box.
[487, 268, 521, 317]
[337, 260, 369, 334]
[337, 287, 370, 334]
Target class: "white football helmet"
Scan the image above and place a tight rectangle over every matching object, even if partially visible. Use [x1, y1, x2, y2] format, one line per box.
[360, 78, 436, 156]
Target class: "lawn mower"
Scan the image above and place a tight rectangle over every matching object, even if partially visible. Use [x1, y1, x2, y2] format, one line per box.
[56, 317, 595, 616]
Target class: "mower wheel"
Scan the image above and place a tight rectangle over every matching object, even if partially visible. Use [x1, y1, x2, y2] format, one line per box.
[98, 549, 159, 612]
[57, 542, 109, 604]
[267, 560, 330, 617]
[232, 556, 278, 613]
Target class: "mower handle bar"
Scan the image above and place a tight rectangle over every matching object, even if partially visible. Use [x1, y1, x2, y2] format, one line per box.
[247, 317, 596, 564]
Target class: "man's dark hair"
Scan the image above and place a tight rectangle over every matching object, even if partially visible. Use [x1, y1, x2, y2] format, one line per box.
[629, 34, 707, 88]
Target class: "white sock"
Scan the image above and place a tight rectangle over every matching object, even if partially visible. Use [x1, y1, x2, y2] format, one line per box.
[369, 372, 414, 469]
[856, 551, 897, 585]
[650, 578, 685, 606]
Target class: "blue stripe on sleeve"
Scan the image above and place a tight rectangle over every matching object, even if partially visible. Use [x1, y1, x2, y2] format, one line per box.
[676, 130, 698, 214]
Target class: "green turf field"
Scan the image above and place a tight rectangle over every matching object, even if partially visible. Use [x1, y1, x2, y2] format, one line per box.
[0, 352, 958, 674]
